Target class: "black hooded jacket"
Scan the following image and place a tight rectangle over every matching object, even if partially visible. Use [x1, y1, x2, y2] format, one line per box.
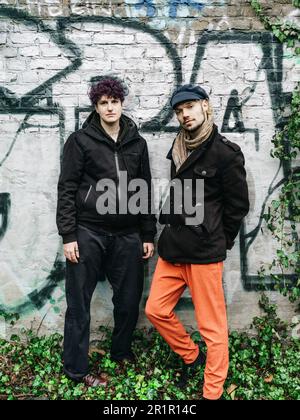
[56, 111, 157, 244]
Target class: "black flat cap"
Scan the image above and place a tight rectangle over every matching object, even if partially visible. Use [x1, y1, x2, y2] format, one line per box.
[170, 84, 209, 109]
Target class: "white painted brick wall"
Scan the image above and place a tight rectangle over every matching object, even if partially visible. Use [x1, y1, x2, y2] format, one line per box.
[0, 0, 299, 337]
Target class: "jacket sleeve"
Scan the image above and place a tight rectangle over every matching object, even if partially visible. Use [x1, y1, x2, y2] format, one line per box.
[139, 140, 157, 243]
[222, 150, 249, 250]
[56, 133, 85, 244]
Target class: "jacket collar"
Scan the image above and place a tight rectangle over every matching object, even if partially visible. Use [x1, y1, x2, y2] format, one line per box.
[167, 124, 218, 177]
[82, 111, 141, 148]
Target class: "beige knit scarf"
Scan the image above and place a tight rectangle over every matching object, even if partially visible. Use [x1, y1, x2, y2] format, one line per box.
[172, 102, 214, 172]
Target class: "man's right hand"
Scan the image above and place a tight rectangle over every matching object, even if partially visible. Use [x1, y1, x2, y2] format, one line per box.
[64, 241, 80, 263]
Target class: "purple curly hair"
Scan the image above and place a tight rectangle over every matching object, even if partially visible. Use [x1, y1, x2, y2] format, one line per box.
[88, 77, 126, 105]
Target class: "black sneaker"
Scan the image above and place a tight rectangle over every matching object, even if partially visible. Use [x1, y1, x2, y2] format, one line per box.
[110, 352, 136, 364]
[177, 346, 206, 389]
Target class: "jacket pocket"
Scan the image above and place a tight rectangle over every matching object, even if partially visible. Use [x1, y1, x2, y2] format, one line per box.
[188, 222, 210, 238]
[158, 224, 209, 261]
[77, 184, 97, 213]
[84, 185, 92, 204]
[76, 184, 90, 212]
[193, 166, 217, 178]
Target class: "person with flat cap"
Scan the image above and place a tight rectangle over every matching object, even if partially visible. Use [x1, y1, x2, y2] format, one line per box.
[145, 84, 249, 400]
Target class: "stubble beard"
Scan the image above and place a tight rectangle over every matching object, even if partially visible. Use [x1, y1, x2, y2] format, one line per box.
[184, 118, 205, 134]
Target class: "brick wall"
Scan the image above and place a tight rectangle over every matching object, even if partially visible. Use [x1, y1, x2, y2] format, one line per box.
[0, 0, 299, 337]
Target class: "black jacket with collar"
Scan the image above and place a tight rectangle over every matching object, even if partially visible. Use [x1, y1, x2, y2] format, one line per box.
[158, 125, 249, 264]
[56, 111, 157, 244]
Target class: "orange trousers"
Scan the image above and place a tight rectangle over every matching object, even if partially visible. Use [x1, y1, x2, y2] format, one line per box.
[145, 257, 229, 400]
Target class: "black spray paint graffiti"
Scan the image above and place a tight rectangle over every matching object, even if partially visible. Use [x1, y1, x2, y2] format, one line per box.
[0, 193, 10, 241]
[221, 89, 259, 152]
[190, 30, 298, 294]
[0, 6, 183, 316]
[0, 6, 298, 315]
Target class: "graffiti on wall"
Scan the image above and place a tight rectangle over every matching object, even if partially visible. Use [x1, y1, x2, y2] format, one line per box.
[11, 0, 224, 19]
[135, 0, 206, 18]
[0, 5, 298, 317]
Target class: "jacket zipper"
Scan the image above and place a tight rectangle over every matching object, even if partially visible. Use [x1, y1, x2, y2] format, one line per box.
[115, 151, 121, 203]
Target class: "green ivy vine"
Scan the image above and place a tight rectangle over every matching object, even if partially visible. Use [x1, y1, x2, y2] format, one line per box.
[251, 0, 300, 52]
[251, 0, 300, 307]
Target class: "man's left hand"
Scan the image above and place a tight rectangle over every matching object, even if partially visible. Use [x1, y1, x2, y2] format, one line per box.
[143, 243, 155, 259]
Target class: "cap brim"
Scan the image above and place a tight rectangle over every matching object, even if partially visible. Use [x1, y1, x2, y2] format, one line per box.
[171, 92, 207, 109]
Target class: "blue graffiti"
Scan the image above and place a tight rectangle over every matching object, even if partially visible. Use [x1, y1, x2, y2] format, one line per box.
[169, 0, 205, 18]
[134, 0, 156, 17]
[134, 0, 205, 18]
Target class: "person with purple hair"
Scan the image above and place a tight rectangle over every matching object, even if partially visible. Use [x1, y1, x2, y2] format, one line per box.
[56, 77, 156, 387]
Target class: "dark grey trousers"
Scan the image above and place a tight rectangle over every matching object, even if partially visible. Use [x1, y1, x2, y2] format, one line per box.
[63, 224, 144, 380]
